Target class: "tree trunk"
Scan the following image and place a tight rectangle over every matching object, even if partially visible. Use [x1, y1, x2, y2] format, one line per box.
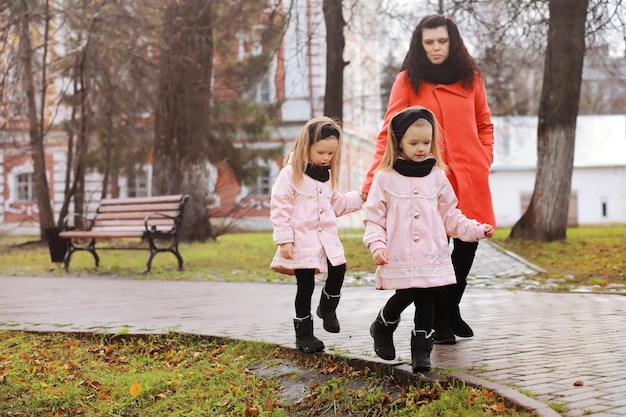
[323, 0, 346, 123]
[16, 0, 55, 237]
[153, 0, 214, 241]
[509, 0, 589, 242]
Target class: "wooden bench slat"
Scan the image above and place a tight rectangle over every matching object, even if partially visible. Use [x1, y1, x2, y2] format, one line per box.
[98, 203, 183, 214]
[92, 220, 175, 228]
[96, 211, 179, 220]
[61, 231, 145, 239]
[99, 195, 185, 206]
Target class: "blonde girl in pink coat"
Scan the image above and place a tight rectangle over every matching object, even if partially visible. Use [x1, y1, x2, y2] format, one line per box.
[363, 15, 495, 345]
[270, 117, 363, 353]
[363, 106, 494, 372]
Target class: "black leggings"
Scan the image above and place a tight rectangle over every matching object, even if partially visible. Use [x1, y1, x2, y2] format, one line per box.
[294, 260, 346, 318]
[451, 238, 478, 285]
[381, 288, 435, 331]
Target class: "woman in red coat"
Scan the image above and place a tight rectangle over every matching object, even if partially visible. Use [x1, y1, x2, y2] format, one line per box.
[362, 14, 496, 345]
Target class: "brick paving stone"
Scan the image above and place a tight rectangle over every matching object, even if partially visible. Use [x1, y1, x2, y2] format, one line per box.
[1, 239, 625, 417]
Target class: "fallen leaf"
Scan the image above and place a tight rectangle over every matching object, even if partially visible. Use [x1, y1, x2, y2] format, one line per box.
[489, 404, 507, 412]
[129, 382, 142, 396]
[574, 380, 584, 386]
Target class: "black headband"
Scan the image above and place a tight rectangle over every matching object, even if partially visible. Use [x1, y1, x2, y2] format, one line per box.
[308, 124, 340, 144]
[391, 108, 435, 142]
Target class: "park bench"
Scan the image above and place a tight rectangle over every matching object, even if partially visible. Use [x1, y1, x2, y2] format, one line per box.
[58, 194, 189, 273]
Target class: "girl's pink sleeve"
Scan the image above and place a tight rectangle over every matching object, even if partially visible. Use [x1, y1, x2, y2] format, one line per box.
[361, 73, 410, 195]
[270, 169, 295, 245]
[331, 190, 363, 217]
[436, 170, 483, 242]
[363, 173, 388, 249]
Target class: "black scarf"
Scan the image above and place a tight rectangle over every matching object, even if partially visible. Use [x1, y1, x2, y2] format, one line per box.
[393, 158, 436, 177]
[305, 163, 330, 182]
[422, 59, 460, 85]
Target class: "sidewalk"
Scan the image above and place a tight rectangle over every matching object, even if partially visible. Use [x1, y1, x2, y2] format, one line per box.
[1, 241, 625, 417]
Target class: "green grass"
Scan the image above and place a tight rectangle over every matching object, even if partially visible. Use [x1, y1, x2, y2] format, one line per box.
[0, 225, 623, 289]
[491, 225, 625, 286]
[0, 331, 534, 416]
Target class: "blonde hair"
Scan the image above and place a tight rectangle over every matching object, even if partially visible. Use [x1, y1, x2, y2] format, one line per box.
[376, 106, 446, 172]
[286, 116, 342, 189]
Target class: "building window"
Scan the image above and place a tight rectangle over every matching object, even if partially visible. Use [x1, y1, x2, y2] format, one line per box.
[245, 160, 271, 196]
[128, 171, 149, 198]
[16, 173, 35, 201]
[253, 169, 271, 195]
[256, 74, 271, 104]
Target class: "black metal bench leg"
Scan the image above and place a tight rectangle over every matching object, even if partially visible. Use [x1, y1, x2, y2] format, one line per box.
[64, 246, 74, 271]
[64, 241, 99, 269]
[172, 245, 184, 270]
[91, 249, 100, 267]
[144, 237, 185, 273]
[145, 250, 156, 274]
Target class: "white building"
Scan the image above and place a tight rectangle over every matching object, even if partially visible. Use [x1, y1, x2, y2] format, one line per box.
[490, 115, 626, 227]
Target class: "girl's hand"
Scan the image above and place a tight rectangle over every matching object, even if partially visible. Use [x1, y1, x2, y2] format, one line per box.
[360, 191, 368, 201]
[280, 243, 294, 259]
[484, 224, 495, 238]
[373, 248, 388, 265]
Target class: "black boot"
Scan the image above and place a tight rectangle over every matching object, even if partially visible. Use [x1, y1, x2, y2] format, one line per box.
[294, 315, 324, 353]
[369, 310, 400, 360]
[450, 304, 474, 337]
[433, 289, 456, 345]
[411, 329, 434, 373]
[448, 283, 474, 338]
[449, 239, 476, 338]
[316, 288, 341, 333]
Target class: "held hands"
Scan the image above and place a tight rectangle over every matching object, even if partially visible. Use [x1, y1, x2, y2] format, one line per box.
[483, 224, 495, 238]
[372, 248, 388, 265]
[279, 242, 294, 259]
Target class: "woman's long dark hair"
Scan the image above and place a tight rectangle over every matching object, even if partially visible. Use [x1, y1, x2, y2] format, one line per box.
[402, 15, 480, 93]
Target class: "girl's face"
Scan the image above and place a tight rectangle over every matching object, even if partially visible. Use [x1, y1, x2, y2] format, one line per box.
[399, 123, 432, 162]
[421, 26, 450, 65]
[308, 138, 338, 166]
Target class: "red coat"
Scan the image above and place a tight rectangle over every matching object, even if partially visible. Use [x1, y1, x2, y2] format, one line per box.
[362, 71, 496, 226]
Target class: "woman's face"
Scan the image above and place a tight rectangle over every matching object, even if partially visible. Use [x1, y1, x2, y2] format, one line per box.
[421, 26, 450, 65]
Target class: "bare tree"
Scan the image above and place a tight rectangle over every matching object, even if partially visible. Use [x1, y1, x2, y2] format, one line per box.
[152, 0, 214, 241]
[323, 0, 347, 122]
[510, 0, 590, 241]
[15, 0, 55, 238]
[153, 0, 287, 241]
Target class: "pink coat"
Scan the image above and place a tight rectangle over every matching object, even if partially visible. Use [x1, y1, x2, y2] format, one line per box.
[270, 165, 363, 275]
[362, 71, 496, 226]
[363, 166, 487, 290]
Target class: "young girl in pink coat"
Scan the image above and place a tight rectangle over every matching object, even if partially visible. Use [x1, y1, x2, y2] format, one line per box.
[363, 15, 496, 345]
[363, 106, 494, 372]
[270, 117, 363, 353]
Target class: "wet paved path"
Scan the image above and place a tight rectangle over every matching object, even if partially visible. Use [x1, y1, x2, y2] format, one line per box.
[1, 241, 624, 417]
